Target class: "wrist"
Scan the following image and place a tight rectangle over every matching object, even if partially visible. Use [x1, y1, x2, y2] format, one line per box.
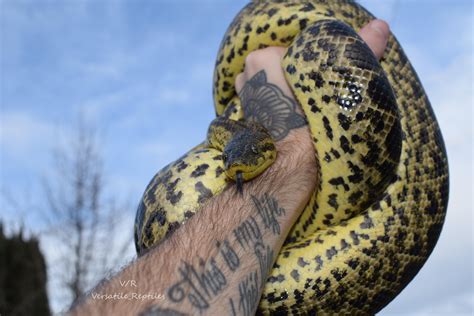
[241, 125, 317, 226]
[274, 125, 317, 176]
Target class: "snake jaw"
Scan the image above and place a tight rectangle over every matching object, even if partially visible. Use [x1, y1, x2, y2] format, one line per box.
[236, 171, 244, 195]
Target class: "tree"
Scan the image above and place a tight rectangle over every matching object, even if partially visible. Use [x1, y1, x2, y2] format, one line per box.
[0, 223, 51, 316]
[42, 119, 133, 310]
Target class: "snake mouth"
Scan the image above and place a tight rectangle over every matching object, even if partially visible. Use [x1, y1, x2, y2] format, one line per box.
[225, 154, 276, 196]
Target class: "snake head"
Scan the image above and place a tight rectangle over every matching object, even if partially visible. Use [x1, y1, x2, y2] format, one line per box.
[222, 125, 276, 191]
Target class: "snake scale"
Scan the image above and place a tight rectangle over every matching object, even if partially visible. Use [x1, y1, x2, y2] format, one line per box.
[134, 1, 449, 314]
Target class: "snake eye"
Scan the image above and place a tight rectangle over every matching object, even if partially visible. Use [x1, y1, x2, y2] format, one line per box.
[222, 153, 228, 162]
[251, 145, 258, 154]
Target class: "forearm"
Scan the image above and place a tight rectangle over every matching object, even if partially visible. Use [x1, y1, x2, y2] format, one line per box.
[70, 126, 316, 316]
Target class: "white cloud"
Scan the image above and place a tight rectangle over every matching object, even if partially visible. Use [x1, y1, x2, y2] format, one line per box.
[358, 0, 399, 23]
[136, 139, 177, 159]
[71, 58, 127, 81]
[424, 55, 473, 151]
[189, 61, 215, 83]
[78, 88, 136, 122]
[157, 87, 192, 105]
[0, 112, 58, 157]
[414, 292, 473, 316]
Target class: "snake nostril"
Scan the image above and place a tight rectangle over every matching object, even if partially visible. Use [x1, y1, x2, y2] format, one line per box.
[251, 145, 258, 154]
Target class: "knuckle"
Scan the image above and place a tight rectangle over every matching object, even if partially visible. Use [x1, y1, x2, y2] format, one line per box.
[243, 47, 286, 71]
[244, 50, 267, 67]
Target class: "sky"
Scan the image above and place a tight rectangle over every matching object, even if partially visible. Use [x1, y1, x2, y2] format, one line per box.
[1, 0, 473, 315]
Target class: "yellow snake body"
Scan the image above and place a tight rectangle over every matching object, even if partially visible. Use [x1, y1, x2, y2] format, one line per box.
[134, 1, 449, 314]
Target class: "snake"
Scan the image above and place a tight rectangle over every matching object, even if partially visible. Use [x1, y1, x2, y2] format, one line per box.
[134, 0, 449, 314]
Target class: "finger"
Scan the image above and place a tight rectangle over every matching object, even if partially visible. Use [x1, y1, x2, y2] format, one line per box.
[359, 19, 390, 60]
[235, 72, 245, 94]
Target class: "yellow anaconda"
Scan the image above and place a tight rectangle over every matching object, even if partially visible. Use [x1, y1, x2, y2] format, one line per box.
[134, 1, 449, 314]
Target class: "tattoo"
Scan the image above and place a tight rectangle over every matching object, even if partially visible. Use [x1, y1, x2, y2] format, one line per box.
[239, 70, 307, 141]
[227, 194, 286, 314]
[167, 258, 226, 311]
[237, 271, 260, 316]
[254, 242, 274, 288]
[217, 239, 240, 271]
[166, 192, 287, 314]
[233, 216, 262, 250]
[229, 242, 274, 316]
[229, 297, 238, 316]
[251, 193, 286, 235]
[138, 306, 187, 316]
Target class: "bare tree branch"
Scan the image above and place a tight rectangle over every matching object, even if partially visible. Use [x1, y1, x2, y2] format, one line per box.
[40, 117, 133, 309]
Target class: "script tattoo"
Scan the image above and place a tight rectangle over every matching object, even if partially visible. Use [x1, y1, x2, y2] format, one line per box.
[239, 70, 307, 141]
[251, 193, 286, 235]
[239, 271, 260, 316]
[254, 242, 274, 288]
[167, 258, 226, 311]
[228, 241, 275, 316]
[228, 193, 286, 315]
[138, 305, 187, 316]
[217, 239, 240, 271]
[166, 192, 287, 314]
[233, 216, 262, 250]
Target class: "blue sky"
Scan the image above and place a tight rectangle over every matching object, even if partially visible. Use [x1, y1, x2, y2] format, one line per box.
[1, 0, 472, 314]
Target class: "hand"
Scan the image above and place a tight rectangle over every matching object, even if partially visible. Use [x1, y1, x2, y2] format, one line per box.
[233, 19, 389, 177]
